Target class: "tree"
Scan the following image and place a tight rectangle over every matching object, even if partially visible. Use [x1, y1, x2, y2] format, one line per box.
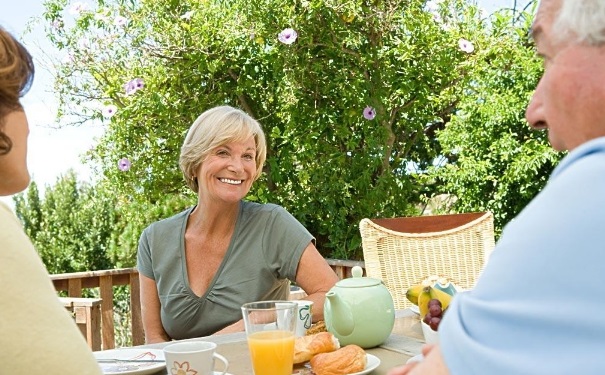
[423, 2, 561, 233]
[38, 0, 547, 260]
[14, 171, 115, 273]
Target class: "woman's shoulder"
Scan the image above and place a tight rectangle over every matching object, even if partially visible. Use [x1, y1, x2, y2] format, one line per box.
[143, 207, 193, 234]
[241, 201, 287, 216]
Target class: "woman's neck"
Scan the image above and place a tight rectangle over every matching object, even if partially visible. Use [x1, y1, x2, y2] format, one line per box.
[188, 200, 240, 236]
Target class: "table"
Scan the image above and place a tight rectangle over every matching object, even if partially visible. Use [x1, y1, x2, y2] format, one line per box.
[113, 309, 425, 374]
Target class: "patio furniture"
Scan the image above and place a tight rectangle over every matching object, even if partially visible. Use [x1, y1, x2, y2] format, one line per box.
[359, 212, 496, 309]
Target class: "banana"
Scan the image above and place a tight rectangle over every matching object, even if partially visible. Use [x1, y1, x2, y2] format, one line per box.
[405, 284, 424, 305]
[417, 286, 433, 317]
[429, 285, 453, 311]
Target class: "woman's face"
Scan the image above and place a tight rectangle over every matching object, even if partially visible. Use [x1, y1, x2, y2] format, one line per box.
[195, 136, 257, 205]
[0, 110, 30, 196]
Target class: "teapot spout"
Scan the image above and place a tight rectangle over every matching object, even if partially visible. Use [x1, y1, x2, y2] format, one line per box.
[325, 291, 354, 336]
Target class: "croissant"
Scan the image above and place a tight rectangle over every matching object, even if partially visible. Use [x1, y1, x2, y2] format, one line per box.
[293, 332, 340, 364]
[310, 345, 367, 375]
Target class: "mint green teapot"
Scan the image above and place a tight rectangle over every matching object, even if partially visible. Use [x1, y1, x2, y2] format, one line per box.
[323, 266, 395, 348]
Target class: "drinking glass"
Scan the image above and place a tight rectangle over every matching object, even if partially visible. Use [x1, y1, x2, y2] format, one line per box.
[241, 300, 297, 375]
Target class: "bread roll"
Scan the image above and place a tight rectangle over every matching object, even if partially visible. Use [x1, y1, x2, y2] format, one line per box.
[310, 345, 367, 375]
[293, 332, 340, 364]
[306, 320, 327, 335]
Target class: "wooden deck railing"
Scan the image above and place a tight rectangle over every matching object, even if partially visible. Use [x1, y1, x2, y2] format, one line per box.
[50, 259, 365, 350]
[50, 267, 143, 351]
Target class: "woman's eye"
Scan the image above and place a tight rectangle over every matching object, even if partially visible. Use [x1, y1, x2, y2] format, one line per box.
[216, 150, 229, 156]
[243, 154, 255, 161]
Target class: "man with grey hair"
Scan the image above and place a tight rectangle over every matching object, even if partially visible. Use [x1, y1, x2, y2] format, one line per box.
[389, 0, 605, 373]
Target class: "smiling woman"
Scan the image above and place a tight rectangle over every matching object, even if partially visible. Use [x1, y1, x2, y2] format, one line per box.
[136, 105, 340, 344]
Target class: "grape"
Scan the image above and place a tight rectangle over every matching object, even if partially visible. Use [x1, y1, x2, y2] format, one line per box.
[429, 316, 441, 331]
[429, 304, 442, 318]
[423, 313, 432, 324]
[428, 298, 442, 308]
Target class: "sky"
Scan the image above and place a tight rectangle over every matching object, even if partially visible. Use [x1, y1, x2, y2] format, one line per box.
[0, 0, 530, 209]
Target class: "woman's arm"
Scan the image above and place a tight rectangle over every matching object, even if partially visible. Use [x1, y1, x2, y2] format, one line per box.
[139, 273, 171, 343]
[294, 242, 339, 322]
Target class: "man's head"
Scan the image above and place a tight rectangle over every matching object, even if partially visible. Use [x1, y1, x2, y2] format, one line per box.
[525, 0, 605, 151]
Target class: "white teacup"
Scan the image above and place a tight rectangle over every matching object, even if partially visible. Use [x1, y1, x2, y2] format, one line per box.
[163, 341, 229, 375]
[293, 300, 313, 337]
[275, 300, 313, 336]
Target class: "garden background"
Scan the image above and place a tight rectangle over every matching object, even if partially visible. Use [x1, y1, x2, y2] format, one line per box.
[6, 0, 556, 274]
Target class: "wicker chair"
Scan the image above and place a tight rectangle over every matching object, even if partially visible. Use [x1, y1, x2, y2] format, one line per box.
[359, 212, 496, 309]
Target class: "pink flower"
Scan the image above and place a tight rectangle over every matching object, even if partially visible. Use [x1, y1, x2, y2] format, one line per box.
[102, 104, 117, 118]
[363, 106, 376, 120]
[124, 78, 145, 95]
[118, 158, 131, 171]
[278, 28, 298, 44]
[114, 16, 128, 27]
[69, 2, 87, 15]
[458, 38, 474, 53]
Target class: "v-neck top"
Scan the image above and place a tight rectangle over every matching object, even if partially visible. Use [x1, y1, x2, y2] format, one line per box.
[137, 201, 313, 339]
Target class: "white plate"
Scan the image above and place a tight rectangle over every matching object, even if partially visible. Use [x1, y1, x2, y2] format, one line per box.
[409, 305, 420, 315]
[94, 348, 165, 375]
[297, 353, 380, 375]
[350, 353, 381, 375]
[406, 354, 424, 364]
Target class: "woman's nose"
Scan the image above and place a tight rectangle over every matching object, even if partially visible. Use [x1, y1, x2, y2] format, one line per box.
[227, 157, 244, 172]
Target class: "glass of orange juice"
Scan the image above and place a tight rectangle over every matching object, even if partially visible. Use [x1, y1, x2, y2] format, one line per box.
[241, 301, 297, 375]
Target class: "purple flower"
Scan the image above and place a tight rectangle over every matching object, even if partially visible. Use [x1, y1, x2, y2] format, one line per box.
[124, 78, 144, 95]
[51, 19, 64, 29]
[69, 2, 87, 15]
[118, 158, 131, 171]
[114, 16, 128, 27]
[363, 106, 376, 120]
[278, 28, 298, 45]
[458, 38, 474, 53]
[102, 104, 117, 118]
[133, 78, 144, 90]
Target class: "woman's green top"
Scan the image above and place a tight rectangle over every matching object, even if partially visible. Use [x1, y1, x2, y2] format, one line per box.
[137, 201, 313, 339]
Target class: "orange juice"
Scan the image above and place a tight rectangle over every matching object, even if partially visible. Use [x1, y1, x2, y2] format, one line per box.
[247, 330, 295, 375]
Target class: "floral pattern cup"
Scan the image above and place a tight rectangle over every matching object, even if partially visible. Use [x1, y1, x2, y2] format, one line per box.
[163, 341, 229, 375]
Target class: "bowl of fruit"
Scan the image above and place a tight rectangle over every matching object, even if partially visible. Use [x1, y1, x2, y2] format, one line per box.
[405, 276, 456, 345]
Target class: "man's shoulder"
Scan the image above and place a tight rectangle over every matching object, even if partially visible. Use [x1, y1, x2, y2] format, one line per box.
[552, 137, 605, 180]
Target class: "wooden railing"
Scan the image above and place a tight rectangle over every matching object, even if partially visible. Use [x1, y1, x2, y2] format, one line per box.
[50, 267, 143, 351]
[50, 259, 365, 350]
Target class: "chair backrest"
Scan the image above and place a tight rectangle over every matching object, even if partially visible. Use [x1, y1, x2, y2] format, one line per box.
[359, 212, 495, 309]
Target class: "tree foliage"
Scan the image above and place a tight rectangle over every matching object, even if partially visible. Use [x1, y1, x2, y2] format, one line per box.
[32, 0, 552, 261]
[423, 3, 562, 233]
[14, 171, 116, 273]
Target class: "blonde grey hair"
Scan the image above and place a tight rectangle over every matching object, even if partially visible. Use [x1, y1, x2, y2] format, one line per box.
[553, 0, 605, 45]
[179, 105, 267, 192]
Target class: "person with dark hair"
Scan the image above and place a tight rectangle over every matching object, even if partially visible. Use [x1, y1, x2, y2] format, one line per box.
[389, 0, 605, 374]
[0, 26, 102, 374]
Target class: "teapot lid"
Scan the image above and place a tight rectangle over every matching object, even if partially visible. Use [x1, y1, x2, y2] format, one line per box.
[336, 266, 381, 287]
